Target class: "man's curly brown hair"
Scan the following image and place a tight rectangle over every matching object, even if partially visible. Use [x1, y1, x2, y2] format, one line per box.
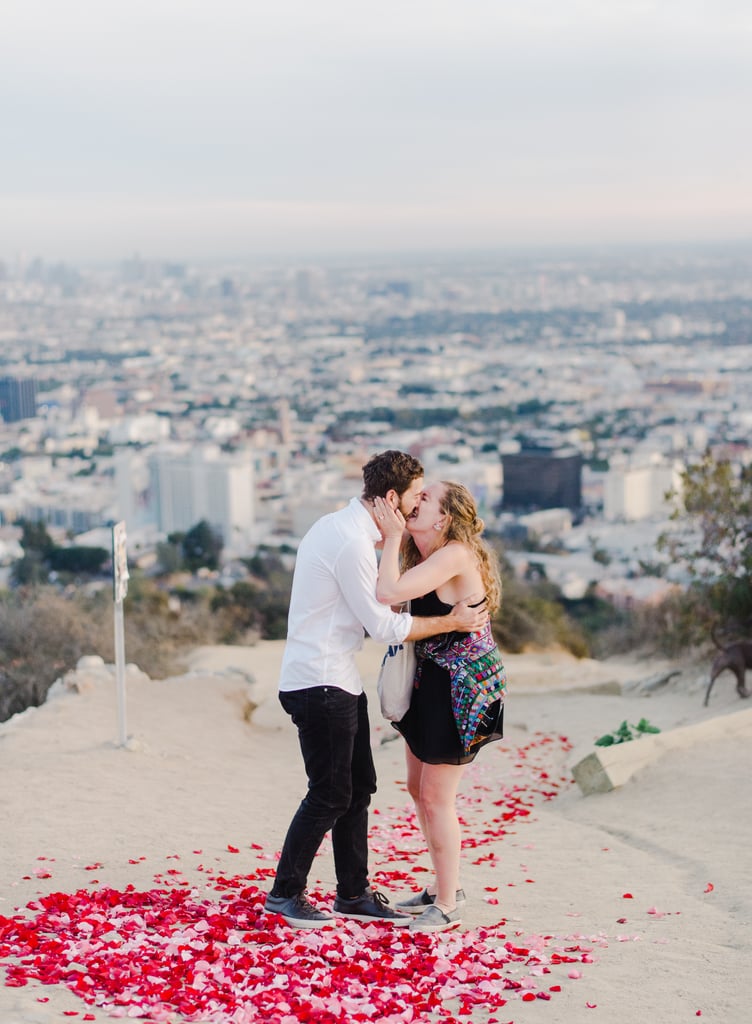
[361, 450, 424, 501]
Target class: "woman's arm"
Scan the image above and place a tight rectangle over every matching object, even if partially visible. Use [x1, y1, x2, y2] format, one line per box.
[378, 539, 468, 605]
[375, 498, 470, 605]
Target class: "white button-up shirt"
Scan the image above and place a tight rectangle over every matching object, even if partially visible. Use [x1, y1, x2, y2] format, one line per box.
[279, 497, 413, 695]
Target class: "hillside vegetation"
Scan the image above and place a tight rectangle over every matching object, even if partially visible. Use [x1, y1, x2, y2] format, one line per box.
[2, 453, 748, 723]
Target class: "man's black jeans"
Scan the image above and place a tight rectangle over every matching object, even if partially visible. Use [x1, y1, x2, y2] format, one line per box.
[271, 686, 377, 899]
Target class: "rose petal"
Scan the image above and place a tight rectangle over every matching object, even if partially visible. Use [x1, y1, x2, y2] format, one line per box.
[0, 735, 588, 1022]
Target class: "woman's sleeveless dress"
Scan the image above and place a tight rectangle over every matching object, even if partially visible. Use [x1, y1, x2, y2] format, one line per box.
[393, 591, 506, 766]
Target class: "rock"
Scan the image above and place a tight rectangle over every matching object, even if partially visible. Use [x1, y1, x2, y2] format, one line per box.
[76, 655, 107, 671]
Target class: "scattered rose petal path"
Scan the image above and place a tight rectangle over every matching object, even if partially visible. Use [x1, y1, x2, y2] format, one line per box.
[1, 734, 609, 1022]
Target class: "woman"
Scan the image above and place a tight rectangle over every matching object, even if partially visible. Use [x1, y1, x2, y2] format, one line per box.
[374, 481, 506, 933]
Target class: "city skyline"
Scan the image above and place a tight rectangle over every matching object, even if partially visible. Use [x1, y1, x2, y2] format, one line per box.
[3, 1, 752, 262]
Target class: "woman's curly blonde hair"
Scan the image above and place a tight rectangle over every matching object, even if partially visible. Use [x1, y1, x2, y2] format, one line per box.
[402, 481, 502, 614]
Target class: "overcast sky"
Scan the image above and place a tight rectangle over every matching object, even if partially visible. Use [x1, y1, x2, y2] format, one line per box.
[2, 0, 751, 263]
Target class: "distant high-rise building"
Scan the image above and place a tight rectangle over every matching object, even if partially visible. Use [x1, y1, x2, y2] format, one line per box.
[0, 377, 37, 422]
[146, 445, 255, 554]
[293, 267, 324, 305]
[277, 398, 292, 445]
[385, 280, 412, 299]
[603, 456, 682, 522]
[501, 446, 582, 511]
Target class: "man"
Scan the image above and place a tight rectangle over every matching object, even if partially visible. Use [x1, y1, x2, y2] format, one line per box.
[264, 450, 487, 929]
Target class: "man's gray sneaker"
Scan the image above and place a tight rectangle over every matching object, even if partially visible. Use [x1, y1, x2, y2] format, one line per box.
[396, 887, 467, 915]
[332, 886, 411, 925]
[408, 903, 462, 933]
[264, 892, 335, 929]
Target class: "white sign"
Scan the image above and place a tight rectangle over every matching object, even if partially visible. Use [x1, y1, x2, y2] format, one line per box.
[112, 521, 129, 603]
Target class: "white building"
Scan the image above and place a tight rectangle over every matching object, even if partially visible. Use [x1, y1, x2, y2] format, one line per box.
[604, 456, 682, 522]
[143, 445, 255, 555]
[149, 445, 255, 553]
[108, 413, 170, 446]
[517, 507, 573, 544]
[113, 450, 152, 528]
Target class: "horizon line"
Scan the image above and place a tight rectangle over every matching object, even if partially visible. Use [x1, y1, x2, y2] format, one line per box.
[6, 237, 752, 272]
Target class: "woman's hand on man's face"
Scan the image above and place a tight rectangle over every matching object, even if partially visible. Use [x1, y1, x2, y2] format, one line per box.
[374, 496, 406, 538]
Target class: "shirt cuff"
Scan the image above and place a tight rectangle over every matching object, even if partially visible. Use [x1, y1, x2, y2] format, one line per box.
[395, 612, 412, 643]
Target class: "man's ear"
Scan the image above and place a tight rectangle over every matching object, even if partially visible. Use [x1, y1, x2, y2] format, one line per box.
[385, 488, 399, 510]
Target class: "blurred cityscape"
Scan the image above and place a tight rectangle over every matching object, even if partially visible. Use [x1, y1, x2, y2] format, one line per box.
[0, 244, 750, 609]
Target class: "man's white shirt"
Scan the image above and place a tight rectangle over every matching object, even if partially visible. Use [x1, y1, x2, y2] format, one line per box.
[279, 498, 413, 695]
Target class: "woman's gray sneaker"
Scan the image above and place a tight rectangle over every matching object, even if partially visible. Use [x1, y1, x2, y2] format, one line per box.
[396, 887, 467, 915]
[264, 892, 335, 929]
[408, 904, 462, 932]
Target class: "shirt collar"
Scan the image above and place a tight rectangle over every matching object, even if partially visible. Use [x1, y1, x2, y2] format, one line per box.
[350, 496, 380, 543]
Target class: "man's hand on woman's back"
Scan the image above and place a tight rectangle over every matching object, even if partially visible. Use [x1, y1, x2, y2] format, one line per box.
[446, 599, 487, 635]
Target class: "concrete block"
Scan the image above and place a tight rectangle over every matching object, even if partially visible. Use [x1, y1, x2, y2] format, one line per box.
[572, 706, 752, 795]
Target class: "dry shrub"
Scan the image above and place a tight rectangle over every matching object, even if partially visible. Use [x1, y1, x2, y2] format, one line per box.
[0, 590, 111, 721]
[0, 584, 222, 722]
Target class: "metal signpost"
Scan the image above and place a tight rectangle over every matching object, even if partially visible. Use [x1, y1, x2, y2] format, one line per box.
[111, 521, 130, 747]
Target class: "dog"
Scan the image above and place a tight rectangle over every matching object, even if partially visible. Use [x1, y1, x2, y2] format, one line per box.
[704, 639, 752, 706]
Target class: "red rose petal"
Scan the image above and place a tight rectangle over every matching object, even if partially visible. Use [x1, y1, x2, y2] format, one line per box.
[0, 735, 592, 1023]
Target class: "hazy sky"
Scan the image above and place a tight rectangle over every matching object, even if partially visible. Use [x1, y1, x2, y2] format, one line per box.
[2, 0, 751, 262]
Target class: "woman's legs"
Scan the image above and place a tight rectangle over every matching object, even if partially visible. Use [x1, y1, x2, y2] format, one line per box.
[405, 746, 465, 912]
[405, 746, 430, 846]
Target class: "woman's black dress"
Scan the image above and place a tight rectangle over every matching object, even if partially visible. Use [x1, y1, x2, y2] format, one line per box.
[393, 591, 504, 766]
